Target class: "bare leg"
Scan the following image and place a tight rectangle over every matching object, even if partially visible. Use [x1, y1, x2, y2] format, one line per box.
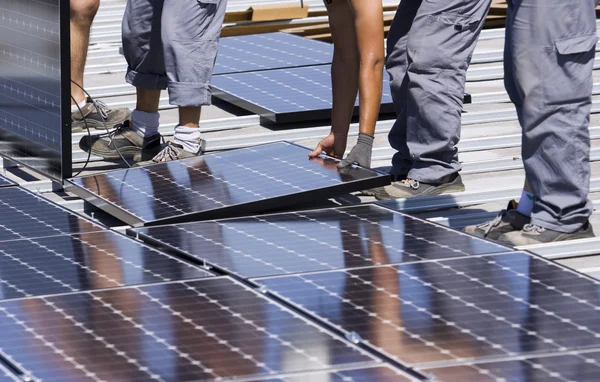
[135, 88, 161, 113]
[179, 107, 201, 128]
[70, 0, 100, 104]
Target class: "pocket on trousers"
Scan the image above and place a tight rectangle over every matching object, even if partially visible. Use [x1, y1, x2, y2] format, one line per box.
[540, 34, 597, 108]
[174, 0, 221, 41]
[412, 12, 482, 71]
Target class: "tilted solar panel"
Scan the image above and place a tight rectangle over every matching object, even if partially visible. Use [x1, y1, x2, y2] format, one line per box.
[258, 252, 600, 368]
[0, 0, 71, 180]
[0, 277, 376, 381]
[214, 33, 333, 75]
[132, 204, 510, 279]
[0, 231, 212, 300]
[0, 187, 102, 243]
[67, 142, 389, 226]
[0, 175, 15, 188]
[247, 365, 419, 382]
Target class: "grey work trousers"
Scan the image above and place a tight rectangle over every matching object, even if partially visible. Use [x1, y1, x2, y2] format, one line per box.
[505, 0, 598, 232]
[122, 0, 227, 107]
[386, 0, 491, 183]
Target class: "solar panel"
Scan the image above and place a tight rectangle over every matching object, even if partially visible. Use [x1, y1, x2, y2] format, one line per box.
[214, 33, 333, 75]
[67, 142, 389, 226]
[0, 277, 376, 381]
[0, 187, 102, 243]
[420, 351, 600, 382]
[132, 204, 510, 279]
[257, 252, 600, 368]
[247, 365, 419, 382]
[0, 231, 212, 300]
[0, 175, 14, 188]
[212, 65, 395, 123]
[0, 0, 71, 180]
[0, 365, 17, 382]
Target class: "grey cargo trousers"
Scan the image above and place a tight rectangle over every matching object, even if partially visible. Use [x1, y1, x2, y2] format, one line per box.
[505, 0, 598, 232]
[386, 0, 491, 183]
[122, 0, 227, 107]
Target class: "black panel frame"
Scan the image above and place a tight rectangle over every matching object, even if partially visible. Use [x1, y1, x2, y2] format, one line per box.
[66, 142, 391, 227]
[0, 0, 71, 181]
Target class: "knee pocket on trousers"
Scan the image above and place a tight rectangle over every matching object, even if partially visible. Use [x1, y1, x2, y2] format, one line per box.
[539, 34, 597, 108]
[408, 11, 481, 71]
[173, 0, 221, 41]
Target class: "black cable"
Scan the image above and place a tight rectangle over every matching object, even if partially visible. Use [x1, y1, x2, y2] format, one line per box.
[70, 80, 132, 174]
[71, 95, 92, 177]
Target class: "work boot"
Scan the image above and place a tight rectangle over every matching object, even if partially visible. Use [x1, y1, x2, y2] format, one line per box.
[498, 221, 595, 246]
[463, 200, 530, 241]
[134, 140, 206, 167]
[79, 121, 162, 162]
[375, 173, 465, 200]
[72, 99, 130, 132]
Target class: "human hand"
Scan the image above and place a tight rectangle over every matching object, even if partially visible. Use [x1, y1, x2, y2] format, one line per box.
[308, 132, 347, 159]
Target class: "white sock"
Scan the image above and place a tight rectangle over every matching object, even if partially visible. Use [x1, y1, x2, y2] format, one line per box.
[131, 109, 160, 137]
[516, 190, 536, 216]
[173, 125, 202, 154]
[71, 99, 86, 113]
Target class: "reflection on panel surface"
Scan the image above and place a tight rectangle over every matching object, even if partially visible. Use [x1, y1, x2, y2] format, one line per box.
[214, 33, 332, 75]
[248, 365, 418, 382]
[0, 278, 375, 381]
[134, 205, 510, 278]
[0, 0, 69, 179]
[69, 142, 389, 225]
[213, 65, 394, 123]
[259, 252, 600, 367]
[0, 188, 101, 243]
[0, 231, 212, 300]
[420, 351, 600, 382]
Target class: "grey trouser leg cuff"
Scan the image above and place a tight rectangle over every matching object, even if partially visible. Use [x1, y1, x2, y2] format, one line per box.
[168, 82, 212, 107]
[125, 68, 169, 90]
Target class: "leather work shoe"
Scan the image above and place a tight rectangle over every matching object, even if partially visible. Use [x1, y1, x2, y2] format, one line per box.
[375, 173, 465, 200]
[463, 200, 530, 241]
[498, 221, 595, 246]
[79, 121, 162, 162]
[72, 99, 130, 132]
[134, 140, 206, 167]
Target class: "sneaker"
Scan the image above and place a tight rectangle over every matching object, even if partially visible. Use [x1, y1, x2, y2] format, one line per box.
[360, 171, 406, 198]
[134, 140, 206, 167]
[463, 200, 530, 240]
[498, 221, 595, 246]
[79, 121, 162, 162]
[375, 173, 465, 200]
[72, 99, 131, 133]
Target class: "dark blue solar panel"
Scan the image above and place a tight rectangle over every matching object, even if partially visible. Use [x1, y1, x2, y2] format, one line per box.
[0, 0, 70, 180]
[212, 65, 395, 123]
[214, 33, 333, 75]
[0, 175, 14, 188]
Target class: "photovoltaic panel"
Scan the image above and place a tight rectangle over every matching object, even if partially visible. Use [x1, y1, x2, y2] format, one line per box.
[212, 65, 395, 123]
[0, 277, 376, 382]
[0, 0, 71, 180]
[67, 142, 389, 226]
[133, 204, 510, 279]
[248, 365, 418, 382]
[258, 252, 600, 368]
[0, 187, 102, 243]
[420, 351, 600, 382]
[0, 231, 212, 301]
[214, 33, 333, 75]
[0, 364, 18, 382]
[0, 175, 14, 188]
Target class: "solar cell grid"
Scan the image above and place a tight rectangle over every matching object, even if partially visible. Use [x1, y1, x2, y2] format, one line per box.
[420, 351, 600, 382]
[214, 33, 333, 75]
[0, 0, 70, 180]
[212, 65, 395, 123]
[68, 142, 389, 225]
[0, 277, 376, 382]
[0, 187, 102, 243]
[248, 365, 418, 382]
[258, 252, 600, 368]
[0, 231, 212, 301]
[133, 204, 510, 279]
[0, 364, 17, 382]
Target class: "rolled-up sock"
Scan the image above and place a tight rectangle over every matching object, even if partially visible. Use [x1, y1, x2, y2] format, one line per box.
[131, 109, 160, 137]
[173, 125, 202, 154]
[516, 190, 536, 216]
[71, 99, 86, 113]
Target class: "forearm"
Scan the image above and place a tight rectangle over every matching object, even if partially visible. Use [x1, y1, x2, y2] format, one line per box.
[330, 52, 359, 137]
[358, 60, 383, 136]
